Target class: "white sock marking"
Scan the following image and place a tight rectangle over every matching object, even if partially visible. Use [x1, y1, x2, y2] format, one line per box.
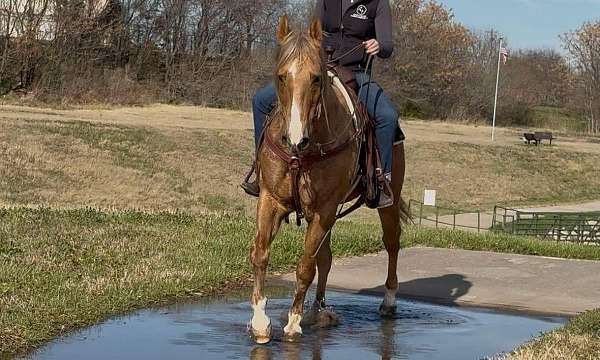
[251, 297, 271, 332]
[284, 312, 303, 335]
[383, 288, 397, 308]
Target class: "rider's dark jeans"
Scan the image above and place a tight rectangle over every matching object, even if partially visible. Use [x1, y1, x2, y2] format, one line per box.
[252, 72, 402, 176]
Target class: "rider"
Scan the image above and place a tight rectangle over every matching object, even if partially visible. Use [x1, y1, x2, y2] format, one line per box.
[242, 0, 405, 208]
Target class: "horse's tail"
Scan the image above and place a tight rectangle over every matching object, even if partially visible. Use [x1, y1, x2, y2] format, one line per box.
[398, 196, 412, 225]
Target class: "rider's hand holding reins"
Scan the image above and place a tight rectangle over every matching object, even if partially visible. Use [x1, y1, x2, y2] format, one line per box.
[363, 39, 380, 56]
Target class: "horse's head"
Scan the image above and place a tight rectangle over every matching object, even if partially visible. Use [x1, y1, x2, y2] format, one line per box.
[275, 16, 324, 153]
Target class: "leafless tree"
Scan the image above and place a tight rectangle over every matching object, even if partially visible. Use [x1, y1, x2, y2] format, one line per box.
[562, 20, 600, 133]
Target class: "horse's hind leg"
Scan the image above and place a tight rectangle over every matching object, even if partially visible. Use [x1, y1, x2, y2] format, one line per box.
[378, 204, 402, 316]
[310, 233, 339, 328]
[378, 143, 406, 317]
[314, 232, 332, 309]
[250, 194, 286, 344]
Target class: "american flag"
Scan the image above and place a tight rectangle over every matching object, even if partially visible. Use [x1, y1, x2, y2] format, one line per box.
[500, 47, 509, 64]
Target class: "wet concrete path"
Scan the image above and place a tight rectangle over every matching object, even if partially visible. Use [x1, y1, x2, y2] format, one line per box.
[276, 247, 600, 316]
[28, 289, 565, 360]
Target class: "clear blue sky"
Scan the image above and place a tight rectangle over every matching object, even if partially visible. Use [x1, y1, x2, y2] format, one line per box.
[438, 0, 600, 50]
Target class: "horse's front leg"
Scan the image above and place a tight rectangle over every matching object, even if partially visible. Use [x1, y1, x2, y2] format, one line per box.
[250, 194, 286, 344]
[284, 209, 336, 339]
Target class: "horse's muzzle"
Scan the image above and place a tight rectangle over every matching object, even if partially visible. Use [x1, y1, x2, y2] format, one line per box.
[283, 136, 310, 153]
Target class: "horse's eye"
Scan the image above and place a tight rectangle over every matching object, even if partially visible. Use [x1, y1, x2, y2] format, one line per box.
[278, 74, 287, 83]
[312, 75, 322, 84]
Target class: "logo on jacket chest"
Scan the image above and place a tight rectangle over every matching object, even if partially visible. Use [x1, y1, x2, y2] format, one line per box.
[350, 5, 369, 20]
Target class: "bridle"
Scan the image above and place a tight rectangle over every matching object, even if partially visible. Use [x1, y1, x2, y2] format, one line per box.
[262, 44, 374, 226]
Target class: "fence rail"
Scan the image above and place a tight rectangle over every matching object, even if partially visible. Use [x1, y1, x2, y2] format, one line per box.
[408, 199, 486, 233]
[492, 206, 600, 244]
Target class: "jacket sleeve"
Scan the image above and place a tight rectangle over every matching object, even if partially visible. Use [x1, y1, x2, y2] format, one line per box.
[375, 0, 394, 59]
[315, 0, 325, 22]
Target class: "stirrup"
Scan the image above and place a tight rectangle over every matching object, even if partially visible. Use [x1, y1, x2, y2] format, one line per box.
[376, 169, 394, 209]
[377, 191, 394, 209]
[241, 163, 260, 197]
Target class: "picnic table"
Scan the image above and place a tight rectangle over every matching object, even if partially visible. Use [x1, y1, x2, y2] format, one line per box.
[522, 132, 554, 145]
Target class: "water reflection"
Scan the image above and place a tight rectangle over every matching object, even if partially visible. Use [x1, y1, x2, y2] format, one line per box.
[247, 318, 400, 360]
[380, 319, 396, 360]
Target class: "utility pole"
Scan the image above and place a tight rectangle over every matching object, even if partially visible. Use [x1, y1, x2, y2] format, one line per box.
[492, 37, 503, 141]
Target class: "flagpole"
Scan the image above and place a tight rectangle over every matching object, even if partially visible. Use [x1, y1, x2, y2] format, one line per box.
[492, 37, 503, 141]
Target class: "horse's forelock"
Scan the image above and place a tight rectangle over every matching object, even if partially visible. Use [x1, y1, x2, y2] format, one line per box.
[276, 32, 321, 74]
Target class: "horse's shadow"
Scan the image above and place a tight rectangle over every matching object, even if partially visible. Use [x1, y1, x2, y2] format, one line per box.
[360, 273, 473, 306]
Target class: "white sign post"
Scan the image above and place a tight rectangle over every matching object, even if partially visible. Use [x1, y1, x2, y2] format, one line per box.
[423, 190, 437, 207]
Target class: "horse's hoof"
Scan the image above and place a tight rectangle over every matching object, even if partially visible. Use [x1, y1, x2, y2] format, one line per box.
[283, 313, 303, 336]
[283, 332, 302, 342]
[315, 309, 339, 328]
[379, 304, 397, 318]
[250, 324, 272, 344]
[255, 335, 271, 345]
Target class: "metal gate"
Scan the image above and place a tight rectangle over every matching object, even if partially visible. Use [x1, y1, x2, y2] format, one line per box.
[492, 206, 600, 244]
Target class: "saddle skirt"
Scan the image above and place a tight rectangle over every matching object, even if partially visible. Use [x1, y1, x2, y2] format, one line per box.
[327, 66, 385, 210]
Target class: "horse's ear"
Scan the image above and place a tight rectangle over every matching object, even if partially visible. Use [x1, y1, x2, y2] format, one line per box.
[309, 18, 322, 43]
[277, 15, 291, 43]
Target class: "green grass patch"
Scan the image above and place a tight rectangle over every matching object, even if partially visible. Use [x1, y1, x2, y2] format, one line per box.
[565, 309, 600, 337]
[506, 309, 600, 359]
[0, 207, 382, 357]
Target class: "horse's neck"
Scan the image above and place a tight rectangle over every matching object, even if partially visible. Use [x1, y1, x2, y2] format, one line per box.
[313, 82, 354, 142]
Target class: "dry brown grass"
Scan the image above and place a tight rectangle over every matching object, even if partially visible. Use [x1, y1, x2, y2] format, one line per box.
[2, 104, 600, 216]
[0, 116, 256, 214]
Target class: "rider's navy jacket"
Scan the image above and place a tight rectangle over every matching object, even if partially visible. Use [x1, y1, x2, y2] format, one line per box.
[315, 0, 394, 69]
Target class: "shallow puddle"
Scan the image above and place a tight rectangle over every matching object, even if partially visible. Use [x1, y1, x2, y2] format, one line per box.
[28, 288, 566, 359]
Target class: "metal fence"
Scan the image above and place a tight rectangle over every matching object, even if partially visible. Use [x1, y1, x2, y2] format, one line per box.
[492, 206, 600, 243]
[408, 199, 486, 233]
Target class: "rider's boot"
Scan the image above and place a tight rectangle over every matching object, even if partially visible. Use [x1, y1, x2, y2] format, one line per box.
[241, 163, 260, 197]
[377, 174, 394, 209]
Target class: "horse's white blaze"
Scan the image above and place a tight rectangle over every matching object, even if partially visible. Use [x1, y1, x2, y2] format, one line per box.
[289, 100, 303, 145]
[383, 287, 397, 308]
[288, 60, 304, 146]
[251, 297, 271, 332]
[284, 312, 303, 335]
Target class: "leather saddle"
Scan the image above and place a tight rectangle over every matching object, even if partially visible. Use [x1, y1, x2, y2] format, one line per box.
[327, 65, 388, 210]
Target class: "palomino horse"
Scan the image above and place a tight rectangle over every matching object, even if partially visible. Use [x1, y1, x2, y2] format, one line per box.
[249, 16, 407, 344]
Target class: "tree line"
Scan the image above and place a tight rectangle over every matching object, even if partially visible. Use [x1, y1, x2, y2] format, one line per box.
[1, 0, 599, 133]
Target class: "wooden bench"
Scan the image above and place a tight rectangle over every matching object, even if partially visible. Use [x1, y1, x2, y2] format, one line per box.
[534, 132, 554, 145]
[522, 132, 555, 145]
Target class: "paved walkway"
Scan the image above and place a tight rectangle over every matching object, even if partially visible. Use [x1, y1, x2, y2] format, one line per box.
[275, 247, 600, 316]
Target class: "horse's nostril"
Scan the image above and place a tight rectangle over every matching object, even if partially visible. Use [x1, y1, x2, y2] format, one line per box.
[298, 137, 310, 150]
